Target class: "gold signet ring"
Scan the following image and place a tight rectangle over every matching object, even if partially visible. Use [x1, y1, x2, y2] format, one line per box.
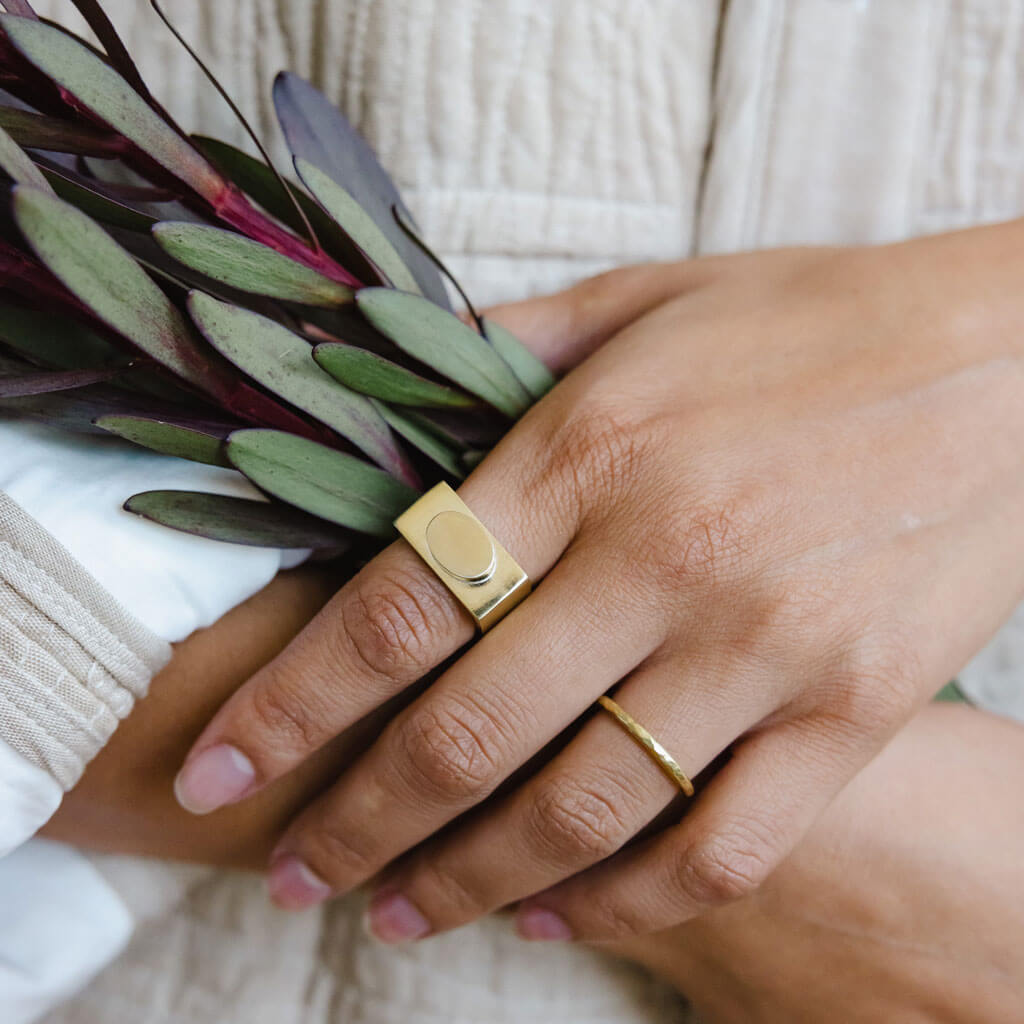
[394, 483, 531, 632]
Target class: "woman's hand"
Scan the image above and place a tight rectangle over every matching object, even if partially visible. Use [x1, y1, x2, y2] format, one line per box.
[612, 703, 1024, 1023]
[172, 221, 1024, 942]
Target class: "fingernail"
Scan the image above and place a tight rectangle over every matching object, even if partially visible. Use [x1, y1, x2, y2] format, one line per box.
[364, 889, 431, 944]
[267, 855, 332, 911]
[515, 906, 573, 942]
[173, 744, 255, 815]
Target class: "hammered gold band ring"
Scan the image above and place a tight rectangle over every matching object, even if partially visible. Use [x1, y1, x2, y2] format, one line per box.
[394, 482, 532, 632]
[596, 696, 695, 797]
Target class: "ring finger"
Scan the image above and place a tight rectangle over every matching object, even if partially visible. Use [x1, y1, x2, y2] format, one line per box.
[360, 651, 781, 942]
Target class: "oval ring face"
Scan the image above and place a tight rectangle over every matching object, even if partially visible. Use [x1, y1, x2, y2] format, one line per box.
[425, 510, 497, 583]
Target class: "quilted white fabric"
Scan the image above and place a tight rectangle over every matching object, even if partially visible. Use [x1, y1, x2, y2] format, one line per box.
[12, 0, 1024, 1021]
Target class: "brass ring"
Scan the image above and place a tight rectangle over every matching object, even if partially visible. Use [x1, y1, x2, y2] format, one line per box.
[394, 482, 531, 632]
[596, 696, 695, 797]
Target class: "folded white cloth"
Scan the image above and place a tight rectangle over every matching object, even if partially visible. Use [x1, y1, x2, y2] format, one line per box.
[0, 420, 307, 643]
[0, 421, 307, 1022]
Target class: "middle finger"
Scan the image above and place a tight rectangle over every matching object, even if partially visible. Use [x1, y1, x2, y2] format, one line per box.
[266, 543, 665, 909]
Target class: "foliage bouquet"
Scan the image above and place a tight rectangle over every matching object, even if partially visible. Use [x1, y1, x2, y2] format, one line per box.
[0, 0, 552, 557]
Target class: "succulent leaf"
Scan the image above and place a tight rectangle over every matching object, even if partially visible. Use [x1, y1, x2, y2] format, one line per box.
[226, 428, 417, 536]
[373, 401, 466, 479]
[356, 289, 531, 418]
[187, 290, 414, 482]
[296, 158, 419, 294]
[10, 184, 235, 395]
[482, 318, 556, 399]
[272, 72, 450, 310]
[95, 414, 233, 466]
[312, 342, 474, 409]
[0, 15, 224, 201]
[10, 185, 233, 392]
[0, 122, 50, 189]
[153, 221, 353, 306]
[124, 489, 350, 550]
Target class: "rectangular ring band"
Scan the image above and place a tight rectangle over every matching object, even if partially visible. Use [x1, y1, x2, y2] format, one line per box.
[394, 482, 531, 632]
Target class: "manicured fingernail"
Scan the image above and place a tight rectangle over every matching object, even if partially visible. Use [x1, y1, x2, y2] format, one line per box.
[173, 744, 255, 815]
[267, 855, 332, 911]
[516, 906, 573, 942]
[364, 889, 431, 943]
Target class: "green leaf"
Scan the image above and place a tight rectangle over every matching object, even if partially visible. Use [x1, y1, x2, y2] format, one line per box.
[372, 401, 466, 479]
[95, 414, 232, 467]
[0, 122, 51, 190]
[482, 318, 556, 400]
[355, 289, 531, 418]
[10, 185, 223, 391]
[296, 158, 419, 294]
[313, 343, 474, 409]
[226, 429, 418, 536]
[153, 222, 352, 306]
[124, 490, 351, 550]
[0, 301, 121, 368]
[935, 680, 973, 705]
[0, 15, 223, 201]
[187, 291, 412, 481]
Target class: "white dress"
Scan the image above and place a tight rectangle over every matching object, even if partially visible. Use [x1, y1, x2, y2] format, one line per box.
[1, 1, 1021, 1021]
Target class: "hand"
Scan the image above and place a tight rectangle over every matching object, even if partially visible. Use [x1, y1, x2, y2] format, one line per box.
[612, 703, 1024, 1023]
[173, 222, 1024, 944]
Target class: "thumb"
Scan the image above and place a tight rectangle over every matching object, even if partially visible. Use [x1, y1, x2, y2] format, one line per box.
[482, 259, 709, 373]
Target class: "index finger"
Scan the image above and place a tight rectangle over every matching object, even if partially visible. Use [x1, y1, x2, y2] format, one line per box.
[172, 415, 577, 816]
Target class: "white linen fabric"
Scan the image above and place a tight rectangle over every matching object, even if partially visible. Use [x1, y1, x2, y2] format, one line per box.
[0, 422, 308, 644]
[0, 0, 1017, 1022]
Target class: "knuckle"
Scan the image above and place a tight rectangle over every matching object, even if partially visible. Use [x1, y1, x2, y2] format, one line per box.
[529, 773, 634, 864]
[675, 821, 777, 908]
[342, 564, 459, 684]
[586, 891, 652, 940]
[543, 405, 654, 510]
[825, 627, 923, 741]
[396, 695, 507, 802]
[247, 681, 325, 755]
[414, 861, 487, 921]
[299, 819, 375, 887]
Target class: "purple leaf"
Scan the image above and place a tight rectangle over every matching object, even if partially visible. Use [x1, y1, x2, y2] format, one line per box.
[0, 364, 120, 396]
[124, 489, 352, 550]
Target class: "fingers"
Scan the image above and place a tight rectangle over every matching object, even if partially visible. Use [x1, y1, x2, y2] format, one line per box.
[361, 656, 778, 942]
[513, 709, 892, 943]
[173, 414, 578, 816]
[485, 260, 715, 373]
[264, 546, 666, 910]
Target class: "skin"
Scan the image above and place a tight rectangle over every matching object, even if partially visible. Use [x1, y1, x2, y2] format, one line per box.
[166, 222, 1024, 948]
[44, 573, 1024, 1020]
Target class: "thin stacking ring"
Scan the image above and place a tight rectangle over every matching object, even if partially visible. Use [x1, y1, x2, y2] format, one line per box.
[596, 696, 695, 797]
[394, 482, 531, 632]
